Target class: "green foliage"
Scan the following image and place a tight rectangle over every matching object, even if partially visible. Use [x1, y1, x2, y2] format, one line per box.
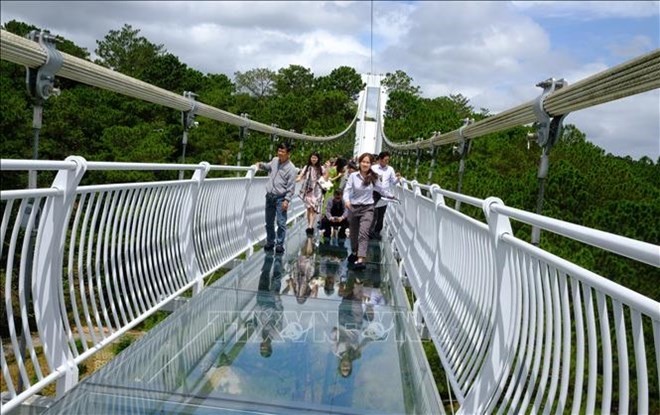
[382, 69, 421, 95]
[112, 335, 135, 355]
[95, 24, 164, 78]
[234, 68, 276, 98]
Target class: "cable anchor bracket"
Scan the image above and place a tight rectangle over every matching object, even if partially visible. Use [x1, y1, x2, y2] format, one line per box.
[531, 77, 569, 150]
[181, 91, 199, 133]
[25, 30, 63, 103]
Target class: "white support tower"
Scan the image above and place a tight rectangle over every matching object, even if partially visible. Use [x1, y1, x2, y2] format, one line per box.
[354, 73, 388, 158]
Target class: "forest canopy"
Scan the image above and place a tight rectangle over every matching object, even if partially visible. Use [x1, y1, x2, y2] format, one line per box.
[1, 20, 658, 299]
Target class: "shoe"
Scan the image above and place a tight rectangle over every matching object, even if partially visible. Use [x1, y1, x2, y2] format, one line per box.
[275, 245, 285, 254]
[353, 262, 366, 271]
[264, 244, 274, 252]
[306, 227, 314, 236]
[347, 253, 357, 263]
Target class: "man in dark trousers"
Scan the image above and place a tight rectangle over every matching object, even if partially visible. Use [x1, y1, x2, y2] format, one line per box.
[321, 190, 349, 240]
[254, 142, 297, 254]
[370, 151, 400, 240]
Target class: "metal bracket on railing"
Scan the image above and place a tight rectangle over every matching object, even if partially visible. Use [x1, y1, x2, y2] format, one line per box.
[427, 141, 437, 185]
[530, 78, 569, 245]
[25, 30, 63, 103]
[269, 123, 279, 159]
[414, 139, 422, 180]
[454, 118, 474, 211]
[25, 30, 64, 190]
[532, 78, 568, 149]
[179, 91, 198, 179]
[237, 113, 250, 169]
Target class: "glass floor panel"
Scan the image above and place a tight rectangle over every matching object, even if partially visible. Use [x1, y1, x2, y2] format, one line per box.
[44, 223, 442, 414]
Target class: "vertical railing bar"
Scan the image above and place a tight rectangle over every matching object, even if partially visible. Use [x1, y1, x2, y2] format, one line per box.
[108, 189, 129, 327]
[172, 182, 190, 287]
[555, 271, 572, 414]
[570, 278, 585, 414]
[141, 186, 162, 303]
[135, 187, 156, 307]
[499, 249, 530, 414]
[612, 299, 629, 414]
[77, 192, 98, 345]
[456, 230, 481, 379]
[6, 198, 34, 387]
[532, 263, 555, 412]
[595, 292, 612, 414]
[85, 191, 106, 340]
[510, 251, 540, 412]
[630, 309, 648, 414]
[128, 187, 149, 313]
[102, 189, 122, 330]
[1, 346, 16, 396]
[68, 193, 88, 351]
[168, 184, 186, 289]
[198, 182, 213, 273]
[95, 189, 115, 332]
[582, 283, 598, 414]
[464, 231, 496, 390]
[215, 182, 229, 267]
[653, 320, 660, 402]
[0, 199, 14, 259]
[199, 182, 213, 274]
[119, 188, 139, 320]
[19, 197, 45, 380]
[483, 245, 517, 415]
[192, 182, 204, 274]
[153, 185, 174, 295]
[56, 193, 79, 356]
[519, 257, 545, 410]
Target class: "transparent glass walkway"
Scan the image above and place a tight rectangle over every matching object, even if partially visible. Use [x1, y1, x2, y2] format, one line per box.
[44, 222, 442, 414]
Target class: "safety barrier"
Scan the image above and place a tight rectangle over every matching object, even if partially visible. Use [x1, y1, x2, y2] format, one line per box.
[0, 158, 304, 414]
[386, 180, 660, 413]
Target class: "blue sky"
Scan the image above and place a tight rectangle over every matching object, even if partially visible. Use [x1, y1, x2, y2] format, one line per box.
[2, 1, 659, 159]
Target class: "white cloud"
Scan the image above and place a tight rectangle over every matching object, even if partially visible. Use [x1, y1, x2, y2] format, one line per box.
[1, 0, 658, 159]
[511, 1, 660, 19]
[566, 90, 660, 160]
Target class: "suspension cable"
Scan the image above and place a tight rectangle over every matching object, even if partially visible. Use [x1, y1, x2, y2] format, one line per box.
[0, 29, 358, 143]
[380, 49, 660, 150]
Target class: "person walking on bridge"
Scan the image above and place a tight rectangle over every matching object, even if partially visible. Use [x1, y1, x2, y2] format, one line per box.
[343, 153, 394, 270]
[296, 151, 328, 236]
[370, 151, 400, 240]
[253, 142, 297, 254]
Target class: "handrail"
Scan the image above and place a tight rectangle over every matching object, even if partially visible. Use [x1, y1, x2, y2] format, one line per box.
[0, 157, 306, 414]
[0, 29, 358, 142]
[381, 49, 660, 149]
[386, 181, 660, 413]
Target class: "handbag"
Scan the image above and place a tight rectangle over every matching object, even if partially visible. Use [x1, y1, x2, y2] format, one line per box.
[318, 177, 333, 192]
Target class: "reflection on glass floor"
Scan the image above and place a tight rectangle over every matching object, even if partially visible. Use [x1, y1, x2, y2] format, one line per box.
[44, 222, 442, 414]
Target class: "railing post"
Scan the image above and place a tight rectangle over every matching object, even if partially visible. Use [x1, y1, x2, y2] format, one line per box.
[462, 196, 515, 412]
[183, 162, 209, 294]
[243, 166, 257, 257]
[454, 118, 474, 212]
[179, 91, 198, 180]
[530, 78, 569, 246]
[33, 156, 87, 396]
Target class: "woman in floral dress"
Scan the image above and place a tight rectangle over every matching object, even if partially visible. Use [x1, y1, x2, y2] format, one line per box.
[296, 151, 328, 235]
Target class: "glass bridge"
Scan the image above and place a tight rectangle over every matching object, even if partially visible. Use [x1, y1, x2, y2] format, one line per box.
[41, 222, 442, 414]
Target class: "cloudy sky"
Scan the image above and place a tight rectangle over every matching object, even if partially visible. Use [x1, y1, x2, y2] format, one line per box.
[2, 1, 659, 159]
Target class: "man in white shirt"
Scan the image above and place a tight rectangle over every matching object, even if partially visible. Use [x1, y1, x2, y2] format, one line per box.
[370, 151, 400, 240]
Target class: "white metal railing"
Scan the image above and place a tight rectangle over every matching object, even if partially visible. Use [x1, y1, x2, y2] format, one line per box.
[0, 158, 304, 414]
[385, 180, 660, 414]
